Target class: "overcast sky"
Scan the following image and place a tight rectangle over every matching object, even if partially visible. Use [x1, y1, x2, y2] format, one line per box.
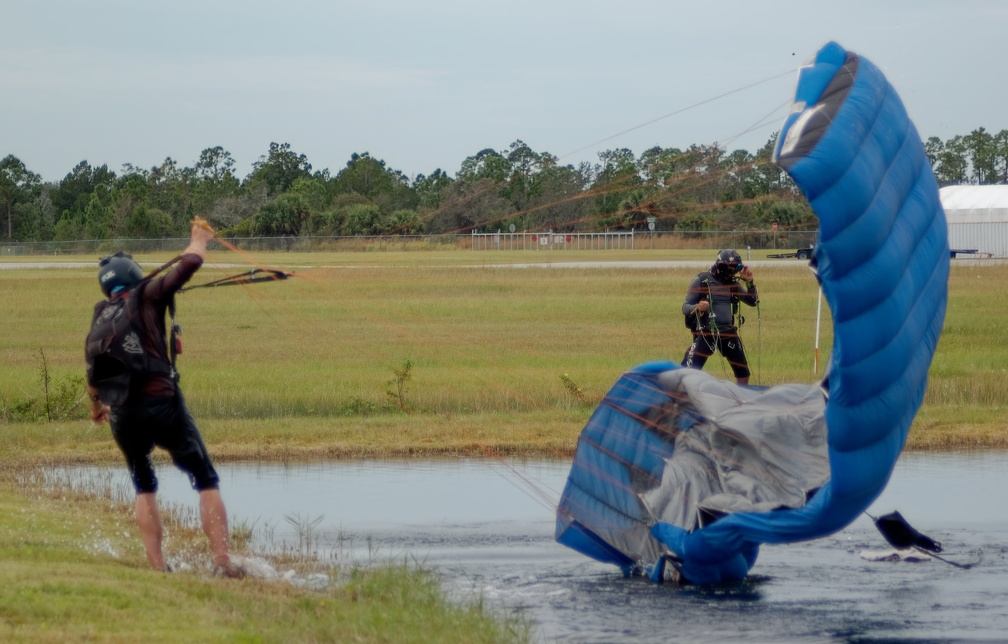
[4, 1, 1005, 182]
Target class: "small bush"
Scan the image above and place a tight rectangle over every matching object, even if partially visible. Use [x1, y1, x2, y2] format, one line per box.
[339, 396, 378, 416]
[385, 359, 413, 413]
[1, 349, 85, 422]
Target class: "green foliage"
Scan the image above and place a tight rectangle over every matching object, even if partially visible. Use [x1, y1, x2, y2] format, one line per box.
[287, 176, 329, 211]
[413, 168, 454, 211]
[387, 209, 425, 235]
[458, 148, 511, 183]
[676, 211, 714, 232]
[4, 125, 1007, 244]
[247, 142, 313, 196]
[2, 348, 85, 422]
[559, 373, 591, 406]
[334, 153, 415, 213]
[592, 147, 643, 219]
[11, 193, 57, 240]
[0, 154, 42, 240]
[50, 161, 116, 218]
[342, 202, 384, 235]
[750, 197, 816, 229]
[339, 395, 378, 416]
[385, 359, 414, 412]
[429, 178, 508, 234]
[124, 205, 174, 238]
[53, 211, 86, 241]
[251, 193, 310, 236]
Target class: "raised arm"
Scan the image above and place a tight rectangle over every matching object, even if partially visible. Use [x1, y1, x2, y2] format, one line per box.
[183, 216, 215, 260]
[737, 266, 759, 307]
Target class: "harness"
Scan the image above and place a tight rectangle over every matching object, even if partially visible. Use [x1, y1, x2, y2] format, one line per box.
[684, 273, 742, 332]
[682, 273, 761, 381]
[85, 284, 179, 406]
[86, 255, 193, 406]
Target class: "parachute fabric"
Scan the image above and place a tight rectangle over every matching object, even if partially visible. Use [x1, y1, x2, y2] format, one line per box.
[555, 41, 949, 584]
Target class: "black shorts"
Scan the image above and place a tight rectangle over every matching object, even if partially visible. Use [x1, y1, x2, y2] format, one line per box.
[109, 393, 220, 494]
[681, 329, 751, 379]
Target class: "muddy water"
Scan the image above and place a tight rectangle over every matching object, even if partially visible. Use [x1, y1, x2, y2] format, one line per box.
[63, 452, 1008, 642]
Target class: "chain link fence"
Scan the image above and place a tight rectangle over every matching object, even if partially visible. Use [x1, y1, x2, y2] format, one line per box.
[1, 230, 818, 256]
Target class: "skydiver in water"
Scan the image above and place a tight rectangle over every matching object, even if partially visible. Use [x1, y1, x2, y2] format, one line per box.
[85, 218, 243, 577]
[680, 249, 759, 384]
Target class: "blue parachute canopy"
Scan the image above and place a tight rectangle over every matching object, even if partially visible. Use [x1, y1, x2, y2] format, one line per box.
[555, 41, 949, 584]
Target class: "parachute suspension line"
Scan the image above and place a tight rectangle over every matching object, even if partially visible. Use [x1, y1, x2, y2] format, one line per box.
[701, 280, 730, 381]
[758, 302, 762, 384]
[704, 279, 758, 383]
[178, 268, 292, 293]
[479, 447, 560, 515]
[188, 226, 295, 293]
[571, 433, 661, 527]
[143, 255, 184, 281]
[559, 68, 797, 161]
[686, 309, 702, 331]
[179, 216, 295, 294]
[718, 98, 794, 152]
[813, 286, 824, 374]
[591, 386, 802, 526]
[702, 280, 720, 350]
[603, 385, 790, 491]
[155, 219, 294, 364]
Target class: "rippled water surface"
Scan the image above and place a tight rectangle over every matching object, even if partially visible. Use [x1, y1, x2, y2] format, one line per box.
[64, 452, 1008, 643]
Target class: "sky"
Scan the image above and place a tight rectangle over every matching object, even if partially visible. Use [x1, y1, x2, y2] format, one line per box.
[4, 0, 1006, 183]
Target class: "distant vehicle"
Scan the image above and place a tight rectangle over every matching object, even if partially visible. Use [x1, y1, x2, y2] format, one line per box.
[948, 248, 993, 258]
[767, 246, 815, 260]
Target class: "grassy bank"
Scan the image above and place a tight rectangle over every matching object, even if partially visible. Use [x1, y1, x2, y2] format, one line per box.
[0, 465, 527, 643]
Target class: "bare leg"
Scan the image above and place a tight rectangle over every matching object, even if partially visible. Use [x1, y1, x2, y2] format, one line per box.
[736, 377, 749, 386]
[135, 492, 167, 571]
[199, 488, 232, 568]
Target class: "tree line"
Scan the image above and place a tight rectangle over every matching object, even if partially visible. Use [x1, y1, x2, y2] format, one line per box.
[2, 128, 1005, 243]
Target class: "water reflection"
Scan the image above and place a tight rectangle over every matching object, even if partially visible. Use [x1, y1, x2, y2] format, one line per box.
[206, 459, 566, 531]
[54, 452, 1008, 642]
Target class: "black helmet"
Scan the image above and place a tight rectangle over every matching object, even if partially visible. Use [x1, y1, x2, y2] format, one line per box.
[98, 252, 143, 296]
[712, 249, 744, 282]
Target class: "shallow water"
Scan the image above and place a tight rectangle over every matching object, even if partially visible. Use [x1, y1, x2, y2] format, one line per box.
[57, 452, 1008, 643]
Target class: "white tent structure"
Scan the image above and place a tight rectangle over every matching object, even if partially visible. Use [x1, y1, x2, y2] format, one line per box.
[939, 185, 1008, 258]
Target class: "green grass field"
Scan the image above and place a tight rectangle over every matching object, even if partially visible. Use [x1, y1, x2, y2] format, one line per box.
[2, 250, 1005, 454]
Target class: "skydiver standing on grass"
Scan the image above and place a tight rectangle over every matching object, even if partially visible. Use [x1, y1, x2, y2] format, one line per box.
[85, 217, 243, 577]
[680, 249, 759, 385]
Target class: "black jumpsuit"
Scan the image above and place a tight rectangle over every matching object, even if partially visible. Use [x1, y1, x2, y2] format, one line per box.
[680, 269, 759, 380]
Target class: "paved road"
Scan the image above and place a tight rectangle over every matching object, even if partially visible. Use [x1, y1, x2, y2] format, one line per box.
[2, 258, 1003, 271]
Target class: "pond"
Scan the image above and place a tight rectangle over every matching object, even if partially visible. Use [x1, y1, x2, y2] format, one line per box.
[53, 452, 1008, 643]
